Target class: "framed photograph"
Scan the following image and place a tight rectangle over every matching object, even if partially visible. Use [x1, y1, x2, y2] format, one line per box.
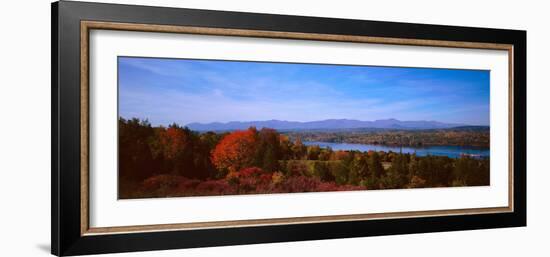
[52, 1, 526, 256]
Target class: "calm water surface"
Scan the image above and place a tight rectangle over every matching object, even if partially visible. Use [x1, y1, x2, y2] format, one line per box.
[303, 141, 489, 158]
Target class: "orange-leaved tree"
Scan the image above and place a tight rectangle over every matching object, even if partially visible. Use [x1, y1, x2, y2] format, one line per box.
[150, 124, 215, 179]
[211, 127, 258, 175]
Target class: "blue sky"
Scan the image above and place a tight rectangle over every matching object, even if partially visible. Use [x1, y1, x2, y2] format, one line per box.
[119, 57, 490, 126]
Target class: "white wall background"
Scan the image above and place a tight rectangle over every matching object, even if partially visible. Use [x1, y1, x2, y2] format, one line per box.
[0, 0, 547, 256]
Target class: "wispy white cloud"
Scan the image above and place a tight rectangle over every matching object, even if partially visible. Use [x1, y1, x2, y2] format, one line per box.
[118, 57, 490, 126]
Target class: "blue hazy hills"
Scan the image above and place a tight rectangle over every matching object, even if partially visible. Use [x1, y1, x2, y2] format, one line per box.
[186, 118, 477, 131]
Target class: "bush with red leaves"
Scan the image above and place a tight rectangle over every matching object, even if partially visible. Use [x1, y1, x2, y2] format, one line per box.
[138, 165, 366, 198]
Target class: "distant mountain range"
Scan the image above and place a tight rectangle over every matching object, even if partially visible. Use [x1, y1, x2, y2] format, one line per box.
[186, 118, 470, 131]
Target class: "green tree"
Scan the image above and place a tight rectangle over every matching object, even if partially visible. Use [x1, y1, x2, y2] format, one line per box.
[348, 155, 369, 185]
[329, 161, 348, 185]
[408, 154, 419, 178]
[382, 153, 408, 189]
[368, 152, 384, 179]
[453, 156, 489, 186]
[365, 152, 384, 189]
[255, 128, 282, 172]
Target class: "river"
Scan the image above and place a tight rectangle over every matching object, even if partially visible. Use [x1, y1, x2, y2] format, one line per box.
[303, 141, 489, 158]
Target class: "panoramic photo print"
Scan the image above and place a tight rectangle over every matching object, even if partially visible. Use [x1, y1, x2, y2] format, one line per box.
[118, 57, 490, 199]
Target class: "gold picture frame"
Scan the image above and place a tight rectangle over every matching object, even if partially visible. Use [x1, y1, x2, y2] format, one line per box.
[79, 20, 515, 236]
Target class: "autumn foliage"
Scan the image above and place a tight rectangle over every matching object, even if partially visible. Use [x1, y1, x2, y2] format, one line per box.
[118, 117, 490, 199]
[211, 128, 258, 174]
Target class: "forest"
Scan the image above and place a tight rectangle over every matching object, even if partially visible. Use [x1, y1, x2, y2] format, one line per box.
[119, 118, 490, 199]
[284, 127, 490, 147]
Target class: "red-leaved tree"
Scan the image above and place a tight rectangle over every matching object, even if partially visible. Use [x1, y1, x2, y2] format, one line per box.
[211, 128, 258, 175]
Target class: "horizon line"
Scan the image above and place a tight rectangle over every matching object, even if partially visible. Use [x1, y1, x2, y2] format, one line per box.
[119, 116, 490, 127]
